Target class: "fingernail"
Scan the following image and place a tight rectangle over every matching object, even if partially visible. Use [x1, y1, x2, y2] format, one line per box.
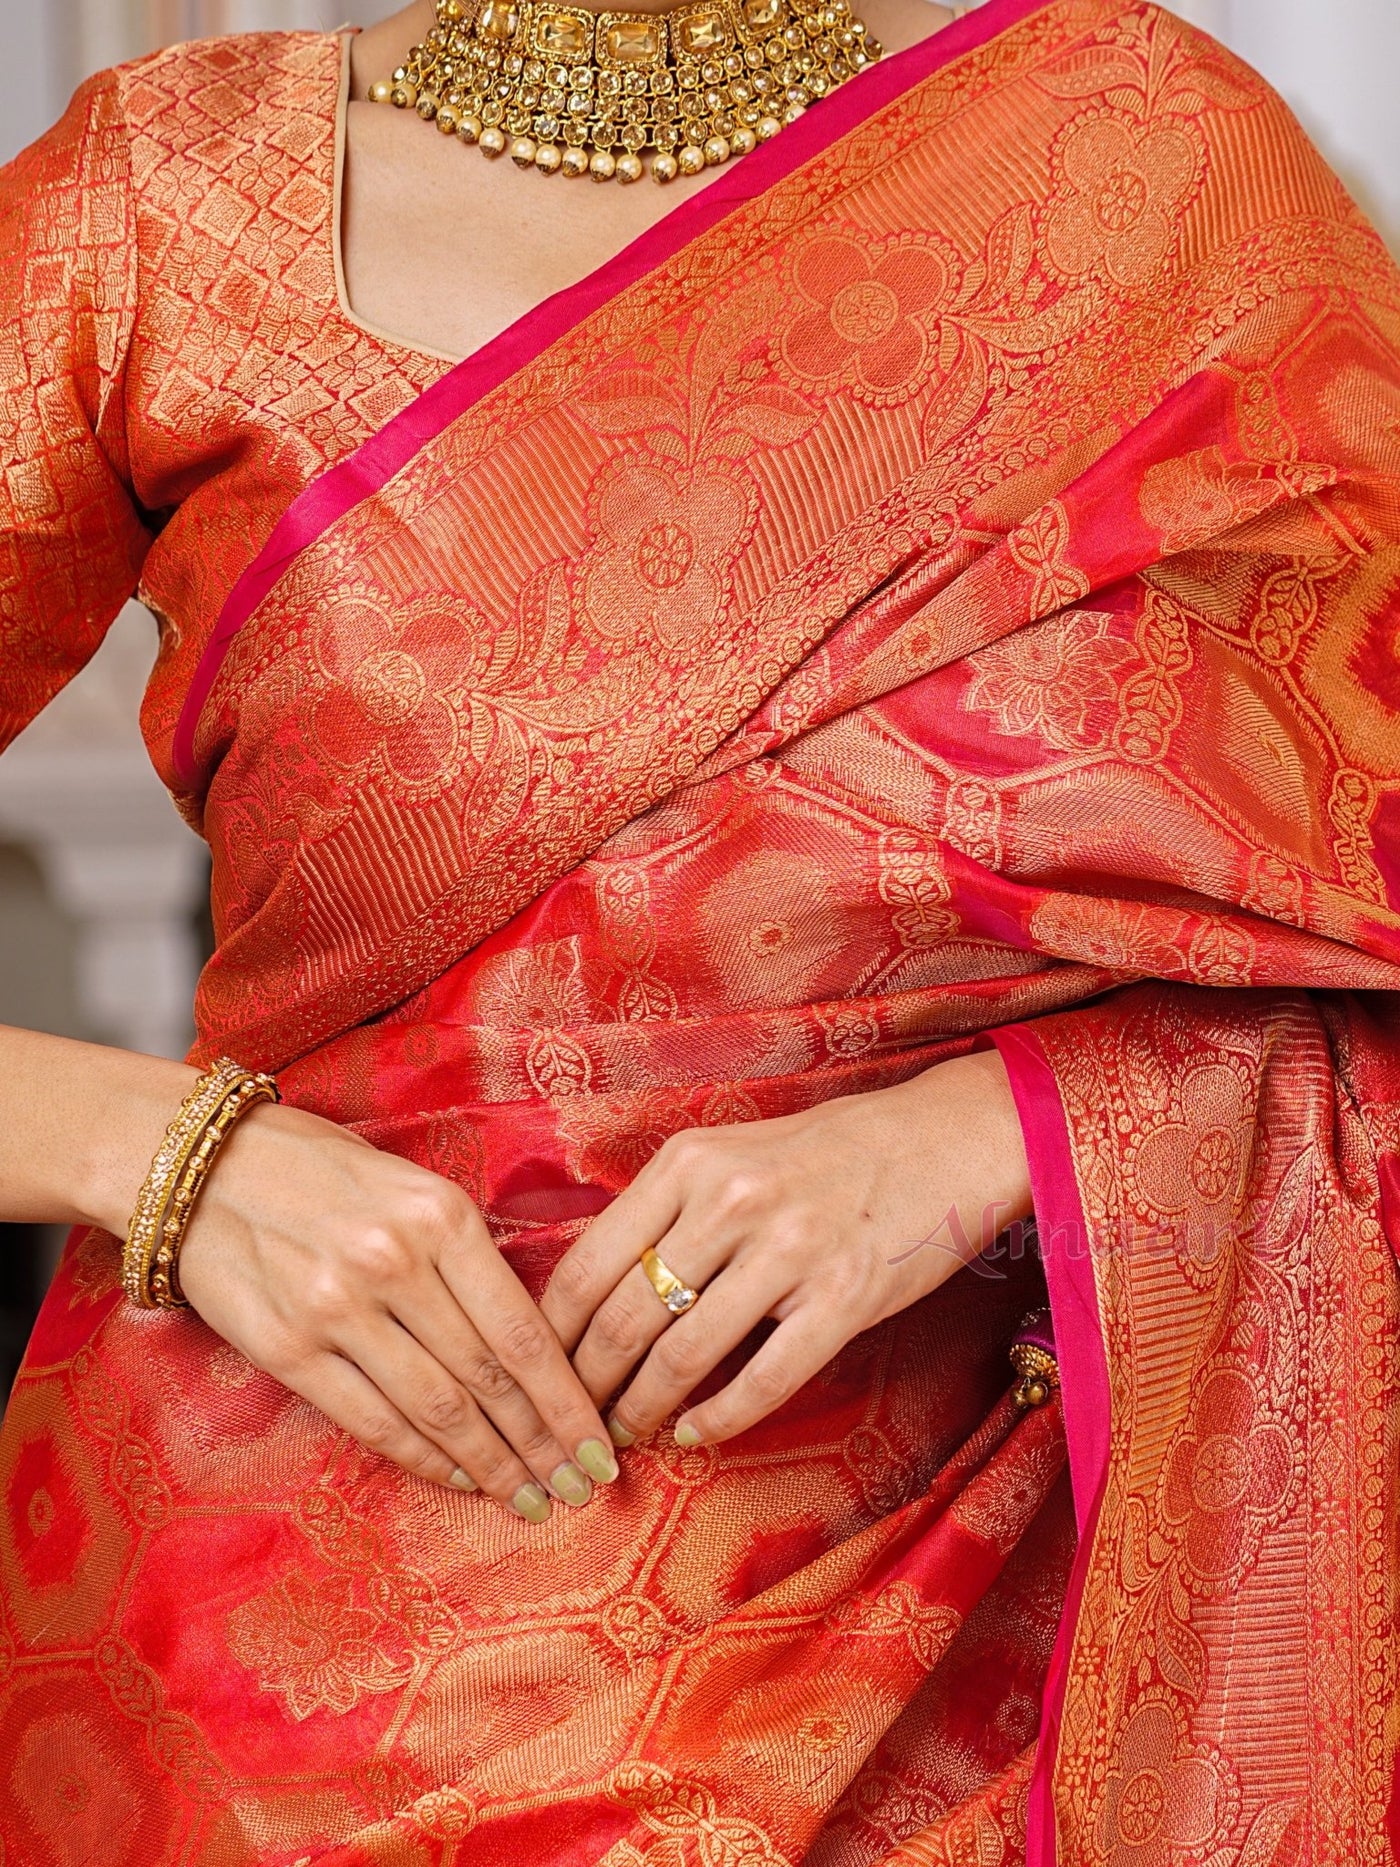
[577, 1438, 620, 1484]
[449, 1468, 478, 1492]
[674, 1421, 702, 1448]
[550, 1462, 593, 1507]
[607, 1416, 638, 1449]
[512, 1483, 551, 1524]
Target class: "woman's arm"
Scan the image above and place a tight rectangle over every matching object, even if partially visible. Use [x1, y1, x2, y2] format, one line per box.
[0, 1023, 619, 1520]
[542, 1047, 1033, 1447]
[0, 1023, 199, 1230]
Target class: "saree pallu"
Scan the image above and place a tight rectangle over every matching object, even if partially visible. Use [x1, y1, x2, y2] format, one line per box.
[2, 0, 1400, 1861]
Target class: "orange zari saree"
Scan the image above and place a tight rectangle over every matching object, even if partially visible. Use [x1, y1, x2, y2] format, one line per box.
[1, 1, 1398, 1862]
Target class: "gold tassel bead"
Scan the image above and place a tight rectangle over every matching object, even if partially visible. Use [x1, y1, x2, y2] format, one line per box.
[1009, 1341, 1060, 1410]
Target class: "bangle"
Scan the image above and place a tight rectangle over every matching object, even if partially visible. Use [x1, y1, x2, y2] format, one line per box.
[123, 1058, 280, 1310]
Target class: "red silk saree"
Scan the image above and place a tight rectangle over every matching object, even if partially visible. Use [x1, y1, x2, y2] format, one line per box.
[1, 1, 1399, 1862]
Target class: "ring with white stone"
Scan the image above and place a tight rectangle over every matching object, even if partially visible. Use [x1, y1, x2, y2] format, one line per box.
[640, 1245, 699, 1318]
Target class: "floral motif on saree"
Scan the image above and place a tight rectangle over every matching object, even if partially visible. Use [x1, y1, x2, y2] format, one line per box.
[0, 0, 1397, 1862]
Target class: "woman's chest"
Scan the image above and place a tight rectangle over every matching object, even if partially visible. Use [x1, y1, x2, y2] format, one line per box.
[339, 98, 722, 365]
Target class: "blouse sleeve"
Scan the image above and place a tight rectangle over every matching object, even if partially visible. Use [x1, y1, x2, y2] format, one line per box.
[0, 69, 152, 752]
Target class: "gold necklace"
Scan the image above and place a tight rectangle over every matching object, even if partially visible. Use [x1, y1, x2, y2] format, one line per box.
[369, 0, 882, 184]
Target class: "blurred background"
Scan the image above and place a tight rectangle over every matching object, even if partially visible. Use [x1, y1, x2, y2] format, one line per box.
[0, 0, 1396, 1393]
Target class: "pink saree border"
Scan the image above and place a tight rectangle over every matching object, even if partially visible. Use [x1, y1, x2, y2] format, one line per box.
[990, 1023, 1113, 1867]
[171, 0, 1056, 786]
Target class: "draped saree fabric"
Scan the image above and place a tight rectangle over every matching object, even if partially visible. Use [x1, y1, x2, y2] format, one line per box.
[0, 0, 1398, 1862]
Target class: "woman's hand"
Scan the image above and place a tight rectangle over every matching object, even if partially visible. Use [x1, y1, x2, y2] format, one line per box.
[541, 1050, 1031, 1448]
[178, 1102, 618, 1520]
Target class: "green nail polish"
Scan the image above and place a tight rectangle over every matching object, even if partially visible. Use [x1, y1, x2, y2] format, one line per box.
[607, 1417, 638, 1449]
[550, 1462, 593, 1507]
[674, 1421, 702, 1448]
[512, 1483, 551, 1524]
[577, 1438, 620, 1484]
[449, 1467, 478, 1492]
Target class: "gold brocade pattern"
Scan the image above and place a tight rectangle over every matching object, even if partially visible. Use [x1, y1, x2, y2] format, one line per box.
[1034, 990, 1399, 1866]
[184, 0, 1400, 1070]
[0, 1, 1396, 1863]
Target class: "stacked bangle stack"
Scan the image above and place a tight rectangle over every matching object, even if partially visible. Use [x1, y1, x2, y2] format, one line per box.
[122, 1058, 280, 1311]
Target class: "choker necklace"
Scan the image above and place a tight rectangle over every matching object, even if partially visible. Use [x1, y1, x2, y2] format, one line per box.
[369, 0, 882, 184]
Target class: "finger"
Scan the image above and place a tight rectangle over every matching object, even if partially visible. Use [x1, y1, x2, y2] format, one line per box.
[670, 1304, 849, 1447]
[571, 1226, 733, 1408]
[540, 1166, 684, 1351]
[389, 1268, 596, 1501]
[339, 1314, 559, 1520]
[290, 1349, 474, 1493]
[436, 1226, 619, 1489]
[608, 1256, 790, 1444]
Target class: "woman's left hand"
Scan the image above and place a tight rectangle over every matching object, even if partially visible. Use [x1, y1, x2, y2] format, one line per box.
[540, 1049, 1033, 1449]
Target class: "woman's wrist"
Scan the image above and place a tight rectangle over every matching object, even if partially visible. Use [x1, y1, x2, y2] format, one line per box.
[74, 1054, 204, 1237]
[898, 1047, 1034, 1249]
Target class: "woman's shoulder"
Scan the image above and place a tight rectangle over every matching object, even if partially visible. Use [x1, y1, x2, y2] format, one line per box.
[96, 30, 345, 177]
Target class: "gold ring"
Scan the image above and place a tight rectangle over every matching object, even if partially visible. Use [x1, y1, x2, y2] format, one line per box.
[640, 1245, 699, 1317]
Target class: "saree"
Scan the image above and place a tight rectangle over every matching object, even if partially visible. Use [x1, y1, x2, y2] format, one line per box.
[1, 0, 1398, 1861]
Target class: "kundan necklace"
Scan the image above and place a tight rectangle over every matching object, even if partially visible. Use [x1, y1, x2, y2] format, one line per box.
[369, 0, 883, 184]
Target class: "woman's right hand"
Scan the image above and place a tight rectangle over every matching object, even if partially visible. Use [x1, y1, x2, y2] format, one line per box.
[175, 1099, 619, 1521]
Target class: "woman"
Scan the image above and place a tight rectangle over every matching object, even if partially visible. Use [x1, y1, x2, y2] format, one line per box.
[0, 0, 1395, 1857]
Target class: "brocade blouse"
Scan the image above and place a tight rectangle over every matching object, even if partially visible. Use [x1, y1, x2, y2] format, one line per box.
[0, 32, 440, 793]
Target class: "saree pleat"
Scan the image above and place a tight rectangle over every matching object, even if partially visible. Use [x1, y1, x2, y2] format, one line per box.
[0, 0, 1397, 1860]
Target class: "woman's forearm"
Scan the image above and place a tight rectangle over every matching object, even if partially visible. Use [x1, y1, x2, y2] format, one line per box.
[0, 1021, 623, 1512]
[0, 1023, 197, 1234]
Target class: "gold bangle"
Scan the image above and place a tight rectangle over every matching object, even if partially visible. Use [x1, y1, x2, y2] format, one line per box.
[158, 1074, 280, 1307]
[122, 1060, 245, 1309]
[123, 1059, 280, 1311]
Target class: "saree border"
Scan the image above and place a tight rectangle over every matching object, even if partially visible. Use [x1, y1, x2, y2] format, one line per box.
[991, 1022, 1113, 1867]
[171, 0, 1056, 787]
